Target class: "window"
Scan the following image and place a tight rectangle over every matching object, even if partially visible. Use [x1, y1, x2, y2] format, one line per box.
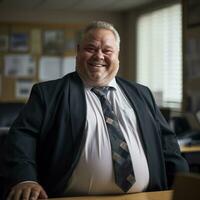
[136, 4, 182, 109]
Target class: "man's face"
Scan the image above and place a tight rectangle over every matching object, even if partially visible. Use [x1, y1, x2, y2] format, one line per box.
[76, 28, 119, 87]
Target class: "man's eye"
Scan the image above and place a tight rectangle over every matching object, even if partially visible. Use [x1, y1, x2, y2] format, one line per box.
[85, 47, 95, 52]
[103, 49, 113, 54]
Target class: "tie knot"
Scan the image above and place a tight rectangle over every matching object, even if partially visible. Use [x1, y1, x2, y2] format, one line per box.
[91, 86, 110, 98]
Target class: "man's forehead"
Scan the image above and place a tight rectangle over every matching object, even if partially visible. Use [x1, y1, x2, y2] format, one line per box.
[84, 29, 115, 40]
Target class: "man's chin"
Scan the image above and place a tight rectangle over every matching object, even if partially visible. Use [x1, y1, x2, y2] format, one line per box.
[78, 71, 111, 86]
[87, 77, 111, 87]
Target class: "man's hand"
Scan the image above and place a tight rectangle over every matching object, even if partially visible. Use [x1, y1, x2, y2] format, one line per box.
[7, 182, 48, 200]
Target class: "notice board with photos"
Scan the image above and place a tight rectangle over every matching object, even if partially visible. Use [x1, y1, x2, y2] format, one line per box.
[182, 0, 200, 112]
[0, 22, 84, 102]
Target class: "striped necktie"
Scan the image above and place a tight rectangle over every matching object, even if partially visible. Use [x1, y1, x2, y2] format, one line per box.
[92, 87, 135, 192]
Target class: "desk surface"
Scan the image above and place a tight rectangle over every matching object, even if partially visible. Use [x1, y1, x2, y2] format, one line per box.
[180, 145, 200, 153]
[46, 190, 172, 200]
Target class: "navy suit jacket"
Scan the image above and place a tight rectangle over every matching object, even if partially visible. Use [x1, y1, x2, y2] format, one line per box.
[0, 72, 189, 198]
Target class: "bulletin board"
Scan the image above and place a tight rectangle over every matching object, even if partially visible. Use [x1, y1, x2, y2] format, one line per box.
[0, 22, 84, 102]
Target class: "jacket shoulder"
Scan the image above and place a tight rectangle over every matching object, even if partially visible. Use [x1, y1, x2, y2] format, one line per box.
[36, 73, 72, 89]
[116, 76, 150, 94]
[33, 72, 79, 96]
[116, 76, 157, 110]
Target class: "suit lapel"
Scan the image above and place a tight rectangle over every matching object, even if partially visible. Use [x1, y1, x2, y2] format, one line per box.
[68, 72, 87, 144]
[116, 78, 148, 152]
[116, 77, 166, 190]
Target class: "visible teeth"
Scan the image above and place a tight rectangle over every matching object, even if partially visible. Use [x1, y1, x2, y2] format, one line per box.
[91, 64, 103, 67]
[89, 62, 106, 67]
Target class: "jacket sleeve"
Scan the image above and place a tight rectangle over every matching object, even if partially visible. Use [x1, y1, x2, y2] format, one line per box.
[143, 86, 189, 187]
[0, 83, 45, 195]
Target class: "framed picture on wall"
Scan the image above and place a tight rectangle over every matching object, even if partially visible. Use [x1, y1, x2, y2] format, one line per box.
[0, 34, 9, 51]
[15, 79, 34, 99]
[4, 54, 36, 77]
[64, 30, 76, 53]
[10, 32, 29, 52]
[43, 30, 64, 55]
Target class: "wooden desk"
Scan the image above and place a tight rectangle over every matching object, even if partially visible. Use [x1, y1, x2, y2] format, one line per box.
[180, 145, 200, 173]
[46, 190, 173, 200]
[180, 145, 200, 153]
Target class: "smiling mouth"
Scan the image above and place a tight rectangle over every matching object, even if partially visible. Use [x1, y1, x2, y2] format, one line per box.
[88, 62, 106, 68]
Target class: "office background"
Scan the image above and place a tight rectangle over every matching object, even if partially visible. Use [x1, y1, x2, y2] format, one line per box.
[0, 0, 200, 175]
[0, 0, 184, 103]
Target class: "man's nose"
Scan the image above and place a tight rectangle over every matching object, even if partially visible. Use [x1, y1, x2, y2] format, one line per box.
[94, 49, 104, 59]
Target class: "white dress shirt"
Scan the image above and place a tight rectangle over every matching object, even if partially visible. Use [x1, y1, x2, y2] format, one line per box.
[65, 79, 149, 195]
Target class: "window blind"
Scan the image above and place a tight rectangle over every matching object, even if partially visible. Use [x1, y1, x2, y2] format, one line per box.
[136, 4, 182, 109]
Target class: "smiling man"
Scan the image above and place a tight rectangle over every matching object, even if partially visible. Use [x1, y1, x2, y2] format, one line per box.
[0, 21, 189, 200]
[76, 27, 119, 87]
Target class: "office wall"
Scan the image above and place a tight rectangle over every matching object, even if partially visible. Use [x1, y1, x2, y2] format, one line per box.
[0, 10, 121, 24]
[0, 1, 180, 92]
[0, 10, 127, 77]
[0, 10, 134, 102]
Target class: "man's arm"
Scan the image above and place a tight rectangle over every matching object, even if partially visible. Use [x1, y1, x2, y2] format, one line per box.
[158, 114, 189, 187]
[1, 84, 46, 199]
[147, 87, 189, 187]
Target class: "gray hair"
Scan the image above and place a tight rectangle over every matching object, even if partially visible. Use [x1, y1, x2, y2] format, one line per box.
[81, 21, 120, 50]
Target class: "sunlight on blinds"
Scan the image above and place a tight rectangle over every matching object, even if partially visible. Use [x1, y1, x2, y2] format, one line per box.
[136, 4, 182, 109]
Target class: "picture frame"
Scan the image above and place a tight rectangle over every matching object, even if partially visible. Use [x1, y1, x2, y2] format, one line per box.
[4, 54, 36, 77]
[10, 32, 29, 52]
[0, 34, 9, 51]
[15, 79, 34, 99]
[43, 30, 64, 55]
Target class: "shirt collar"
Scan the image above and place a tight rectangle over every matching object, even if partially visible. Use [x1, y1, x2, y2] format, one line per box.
[84, 78, 117, 91]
